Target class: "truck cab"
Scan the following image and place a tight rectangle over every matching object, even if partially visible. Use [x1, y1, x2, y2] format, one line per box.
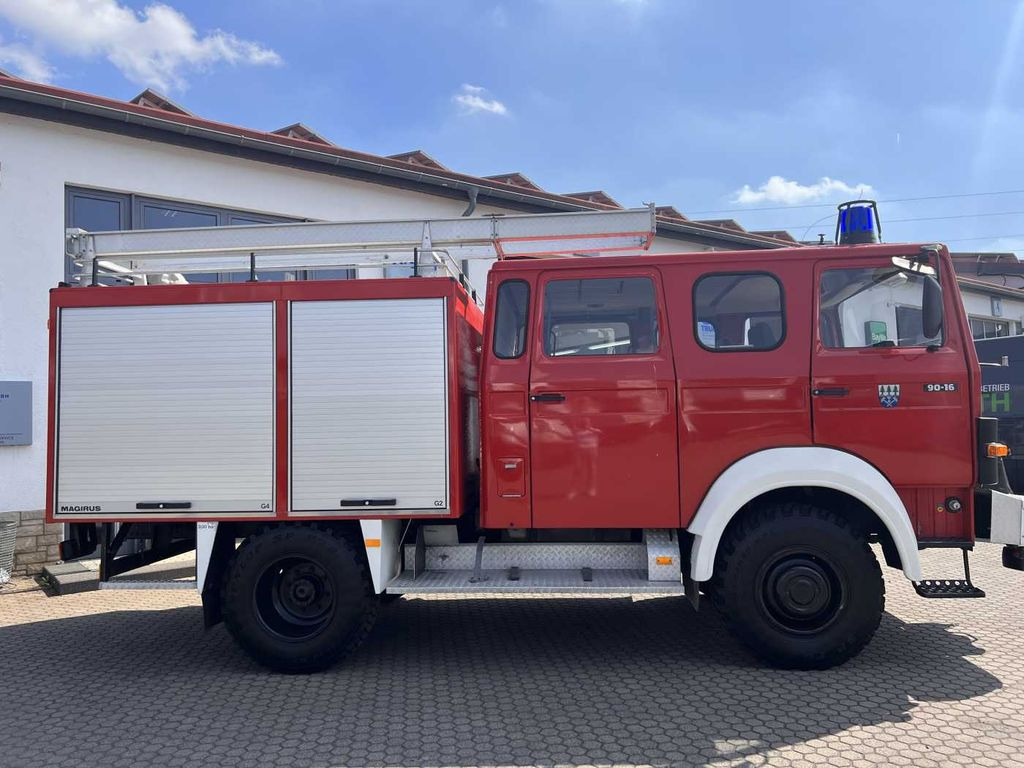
[482, 242, 978, 543]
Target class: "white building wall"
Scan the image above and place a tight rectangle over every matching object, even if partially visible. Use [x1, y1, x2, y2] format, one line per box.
[960, 287, 1024, 332]
[0, 112, 705, 515]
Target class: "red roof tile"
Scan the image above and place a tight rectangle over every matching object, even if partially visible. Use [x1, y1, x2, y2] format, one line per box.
[387, 150, 448, 170]
[484, 172, 545, 191]
[130, 88, 192, 116]
[751, 229, 797, 243]
[696, 218, 747, 232]
[655, 205, 688, 221]
[272, 122, 333, 145]
[563, 191, 622, 209]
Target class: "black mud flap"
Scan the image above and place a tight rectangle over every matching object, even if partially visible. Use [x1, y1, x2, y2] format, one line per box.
[200, 523, 236, 628]
[1004, 545, 1024, 572]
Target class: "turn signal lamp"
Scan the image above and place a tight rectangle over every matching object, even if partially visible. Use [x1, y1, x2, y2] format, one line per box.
[987, 442, 1010, 458]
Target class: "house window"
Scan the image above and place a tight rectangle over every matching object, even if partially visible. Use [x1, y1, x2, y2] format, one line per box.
[139, 200, 218, 230]
[970, 317, 1011, 339]
[65, 187, 356, 284]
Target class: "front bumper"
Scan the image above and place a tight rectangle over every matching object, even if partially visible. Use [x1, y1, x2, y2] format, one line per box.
[1005, 544, 1024, 571]
[983, 490, 1024, 572]
[989, 490, 1024, 547]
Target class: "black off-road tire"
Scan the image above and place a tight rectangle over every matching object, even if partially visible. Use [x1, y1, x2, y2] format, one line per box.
[710, 502, 884, 670]
[221, 525, 379, 673]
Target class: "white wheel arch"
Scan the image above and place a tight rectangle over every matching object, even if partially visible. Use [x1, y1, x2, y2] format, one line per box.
[686, 447, 922, 582]
[195, 519, 404, 596]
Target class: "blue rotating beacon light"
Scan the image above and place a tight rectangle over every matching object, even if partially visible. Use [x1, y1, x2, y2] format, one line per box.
[835, 200, 881, 245]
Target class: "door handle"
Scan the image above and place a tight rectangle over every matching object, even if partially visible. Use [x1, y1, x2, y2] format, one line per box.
[812, 387, 849, 397]
[530, 393, 566, 403]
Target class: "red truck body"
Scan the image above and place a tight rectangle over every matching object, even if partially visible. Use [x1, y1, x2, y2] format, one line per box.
[46, 226, 1023, 673]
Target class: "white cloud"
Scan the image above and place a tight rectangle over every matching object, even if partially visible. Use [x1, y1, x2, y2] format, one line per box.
[0, 38, 53, 81]
[732, 175, 875, 205]
[0, 0, 281, 91]
[453, 83, 508, 116]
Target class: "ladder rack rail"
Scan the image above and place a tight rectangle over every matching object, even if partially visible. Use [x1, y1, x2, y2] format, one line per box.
[65, 207, 657, 291]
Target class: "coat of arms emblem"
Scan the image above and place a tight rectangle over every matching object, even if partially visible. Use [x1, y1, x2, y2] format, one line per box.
[878, 383, 900, 408]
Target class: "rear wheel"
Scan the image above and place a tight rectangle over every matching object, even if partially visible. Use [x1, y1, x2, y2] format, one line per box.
[710, 502, 884, 669]
[222, 525, 378, 673]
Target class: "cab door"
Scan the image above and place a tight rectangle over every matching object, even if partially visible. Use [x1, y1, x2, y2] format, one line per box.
[528, 268, 679, 528]
[811, 255, 975, 504]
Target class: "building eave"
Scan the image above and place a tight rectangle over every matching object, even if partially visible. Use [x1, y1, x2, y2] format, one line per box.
[957, 275, 1024, 300]
[0, 76, 791, 250]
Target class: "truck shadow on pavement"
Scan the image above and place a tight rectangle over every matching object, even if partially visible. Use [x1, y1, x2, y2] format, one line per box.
[0, 594, 1001, 767]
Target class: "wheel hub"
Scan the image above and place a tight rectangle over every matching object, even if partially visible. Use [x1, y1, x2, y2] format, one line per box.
[759, 551, 845, 634]
[254, 556, 336, 640]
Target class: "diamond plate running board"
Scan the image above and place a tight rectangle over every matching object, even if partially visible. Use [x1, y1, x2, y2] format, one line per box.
[386, 568, 687, 595]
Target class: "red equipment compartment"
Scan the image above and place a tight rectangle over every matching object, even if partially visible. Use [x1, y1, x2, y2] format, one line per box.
[46, 277, 482, 524]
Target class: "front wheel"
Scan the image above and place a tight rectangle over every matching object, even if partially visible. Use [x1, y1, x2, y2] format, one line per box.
[221, 525, 378, 673]
[710, 502, 884, 669]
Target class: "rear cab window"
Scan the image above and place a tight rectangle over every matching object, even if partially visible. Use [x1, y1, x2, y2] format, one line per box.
[542, 276, 659, 357]
[693, 272, 785, 351]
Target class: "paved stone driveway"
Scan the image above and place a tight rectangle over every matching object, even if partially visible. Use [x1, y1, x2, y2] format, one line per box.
[1, 543, 1022, 768]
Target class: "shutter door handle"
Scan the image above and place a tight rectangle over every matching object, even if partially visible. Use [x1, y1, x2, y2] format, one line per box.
[812, 387, 849, 397]
[530, 393, 566, 403]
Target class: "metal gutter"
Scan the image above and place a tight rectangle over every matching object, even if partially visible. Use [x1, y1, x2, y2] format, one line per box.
[0, 78, 789, 250]
[956, 276, 1024, 300]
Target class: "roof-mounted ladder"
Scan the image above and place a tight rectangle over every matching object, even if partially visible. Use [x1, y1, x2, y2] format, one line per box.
[65, 206, 657, 295]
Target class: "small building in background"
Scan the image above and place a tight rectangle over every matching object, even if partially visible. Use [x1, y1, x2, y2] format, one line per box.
[951, 252, 1024, 339]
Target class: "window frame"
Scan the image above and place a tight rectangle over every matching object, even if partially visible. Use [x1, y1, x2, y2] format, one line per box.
[65, 186, 334, 284]
[65, 187, 133, 284]
[692, 270, 787, 353]
[135, 196, 221, 230]
[65, 187, 132, 230]
[539, 274, 662, 359]
[970, 316, 1011, 340]
[492, 279, 531, 360]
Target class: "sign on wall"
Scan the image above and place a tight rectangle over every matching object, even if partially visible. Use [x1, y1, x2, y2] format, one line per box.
[0, 381, 32, 446]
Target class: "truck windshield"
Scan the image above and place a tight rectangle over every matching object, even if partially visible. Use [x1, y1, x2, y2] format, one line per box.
[820, 266, 941, 349]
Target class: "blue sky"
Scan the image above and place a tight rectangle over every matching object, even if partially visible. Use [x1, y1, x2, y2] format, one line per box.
[1, 0, 1023, 251]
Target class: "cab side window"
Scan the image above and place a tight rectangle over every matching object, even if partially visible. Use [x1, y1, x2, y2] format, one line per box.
[493, 280, 530, 359]
[543, 277, 659, 357]
[693, 272, 784, 351]
[820, 267, 941, 348]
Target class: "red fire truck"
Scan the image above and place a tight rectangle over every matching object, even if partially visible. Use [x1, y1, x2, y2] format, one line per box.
[50, 206, 1024, 672]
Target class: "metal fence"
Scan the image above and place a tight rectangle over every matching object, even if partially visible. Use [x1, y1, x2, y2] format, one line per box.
[0, 518, 17, 583]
